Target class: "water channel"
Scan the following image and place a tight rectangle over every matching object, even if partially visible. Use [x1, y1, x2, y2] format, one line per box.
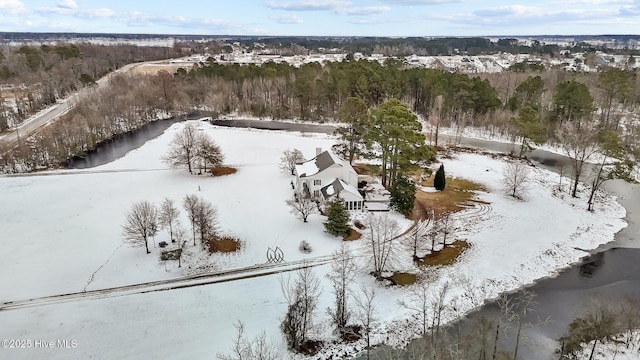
[68, 119, 639, 359]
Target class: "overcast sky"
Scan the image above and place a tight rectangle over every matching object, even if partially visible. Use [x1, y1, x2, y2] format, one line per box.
[1, 0, 639, 37]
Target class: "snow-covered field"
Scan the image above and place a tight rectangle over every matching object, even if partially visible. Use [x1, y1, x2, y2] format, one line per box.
[0, 121, 627, 359]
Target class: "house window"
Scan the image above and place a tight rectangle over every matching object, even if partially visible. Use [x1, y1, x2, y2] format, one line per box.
[313, 190, 320, 198]
[314, 179, 321, 186]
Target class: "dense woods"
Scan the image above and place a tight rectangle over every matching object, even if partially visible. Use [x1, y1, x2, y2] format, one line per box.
[1, 49, 639, 176]
[0, 43, 180, 131]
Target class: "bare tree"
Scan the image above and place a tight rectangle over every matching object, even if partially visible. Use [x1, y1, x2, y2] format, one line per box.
[399, 280, 431, 336]
[195, 133, 224, 174]
[280, 263, 322, 351]
[217, 320, 279, 360]
[354, 285, 377, 359]
[364, 213, 400, 279]
[586, 131, 626, 211]
[326, 244, 357, 337]
[196, 198, 219, 247]
[163, 123, 198, 174]
[183, 194, 200, 246]
[558, 122, 598, 198]
[403, 217, 432, 260]
[561, 294, 621, 360]
[501, 160, 531, 199]
[437, 212, 454, 248]
[286, 195, 317, 223]
[428, 95, 444, 147]
[122, 200, 158, 254]
[619, 295, 640, 350]
[279, 148, 305, 175]
[181, 195, 219, 248]
[429, 281, 451, 344]
[398, 282, 453, 356]
[182, 195, 218, 248]
[158, 198, 180, 242]
[501, 290, 544, 360]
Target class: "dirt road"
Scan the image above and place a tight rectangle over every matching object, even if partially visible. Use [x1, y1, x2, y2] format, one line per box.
[0, 255, 334, 312]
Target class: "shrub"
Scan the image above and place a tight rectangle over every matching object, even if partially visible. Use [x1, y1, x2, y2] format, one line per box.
[434, 164, 446, 191]
[299, 240, 312, 253]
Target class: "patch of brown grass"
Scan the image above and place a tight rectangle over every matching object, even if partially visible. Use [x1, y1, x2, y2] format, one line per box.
[210, 166, 237, 177]
[207, 236, 242, 253]
[130, 63, 194, 75]
[352, 163, 380, 176]
[413, 177, 485, 219]
[416, 240, 469, 267]
[343, 228, 362, 241]
[387, 272, 418, 286]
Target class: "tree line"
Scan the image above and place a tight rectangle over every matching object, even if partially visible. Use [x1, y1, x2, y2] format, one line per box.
[2, 57, 638, 183]
[0, 43, 181, 131]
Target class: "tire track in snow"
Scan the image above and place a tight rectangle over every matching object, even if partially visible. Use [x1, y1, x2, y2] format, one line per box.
[83, 243, 124, 292]
[1, 168, 172, 178]
[0, 255, 334, 312]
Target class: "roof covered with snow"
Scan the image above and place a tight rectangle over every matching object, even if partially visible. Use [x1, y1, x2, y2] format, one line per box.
[295, 150, 346, 177]
[320, 178, 363, 201]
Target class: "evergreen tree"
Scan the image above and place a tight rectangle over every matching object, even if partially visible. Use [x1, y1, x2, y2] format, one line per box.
[365, 98, 430, 189]
[390, 176, 416, 216]
[324, 198, 351, 237]
[434, 164, 446, 191]
[511, 105, 547, 157]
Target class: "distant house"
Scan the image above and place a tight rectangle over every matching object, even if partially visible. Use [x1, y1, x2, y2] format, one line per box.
[294, 149, 364, 211]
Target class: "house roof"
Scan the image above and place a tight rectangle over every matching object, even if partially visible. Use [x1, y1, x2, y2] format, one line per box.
[295, 150, 346, 177]
[320, 179, 363, 201]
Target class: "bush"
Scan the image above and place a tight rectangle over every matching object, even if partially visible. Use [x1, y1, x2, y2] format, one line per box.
[299, 240, 312, 253]
[390, 176, 416, 216]
[434, 164, 446, 191]
[323, 199, 350, 237]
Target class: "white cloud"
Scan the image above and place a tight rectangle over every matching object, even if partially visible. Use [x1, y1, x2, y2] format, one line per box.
[0, 0, 27, 15]
[271, 14, 304, 23]
[380, 0, 469, 4]
[82, 8, 116, 18]
[266, 0, 390, 16]
[265, 0, 350, 11]
[122, 11, 233, 30]
[36, 6, 116, 18]
[619, 4, 640, 15]
[337, 6, 391, 15]
[57, 0, 77, 9]
[560, 0, 632, 4]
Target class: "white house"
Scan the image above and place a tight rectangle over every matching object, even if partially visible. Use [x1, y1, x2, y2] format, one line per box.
[294, 149, 363, 210]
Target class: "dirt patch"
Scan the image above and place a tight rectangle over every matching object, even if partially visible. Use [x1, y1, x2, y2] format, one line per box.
[352, 163, 380, 176]
[416, 240, 470, 267]
[386, 272, 418, 286]
[207, 236, 241, 253]
[298, 339, 323, 355]
[129, 63, 194, 76]
[343, 228, 362, 241]
[211, 166, 237, 177]
[414, 177, 485, 219]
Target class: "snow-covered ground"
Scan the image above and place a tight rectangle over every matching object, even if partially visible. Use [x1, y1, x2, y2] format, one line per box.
[576, 332, 640, 360]
[0, 122, 628, 359]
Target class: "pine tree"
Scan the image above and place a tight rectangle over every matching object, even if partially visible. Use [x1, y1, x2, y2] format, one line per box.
[390, 176, 416, 216]
[434, 164, 446, 191]
[324, 198, 351, 237]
